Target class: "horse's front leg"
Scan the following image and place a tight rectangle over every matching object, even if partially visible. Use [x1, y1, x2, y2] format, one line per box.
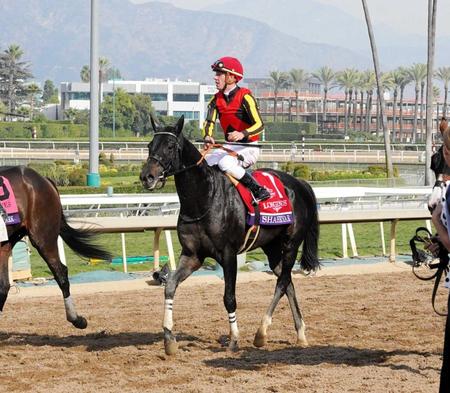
[163, 254, 201, 356]
[0, 244, 12, 316]
[221, 253, 239, 351]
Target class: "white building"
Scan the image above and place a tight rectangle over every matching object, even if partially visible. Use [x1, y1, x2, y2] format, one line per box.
[59, 78, 217, 128]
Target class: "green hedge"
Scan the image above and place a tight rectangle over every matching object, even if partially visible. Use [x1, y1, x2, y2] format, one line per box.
[0, 121, 139, 139]
[280, 163, 398, 181]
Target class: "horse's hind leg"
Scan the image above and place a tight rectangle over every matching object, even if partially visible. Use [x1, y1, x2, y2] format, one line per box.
[255, 240, 307, 348]
[32, 240, 87, 329]
[0, 245, 12, 316]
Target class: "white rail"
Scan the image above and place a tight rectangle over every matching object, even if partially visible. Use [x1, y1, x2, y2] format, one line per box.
[59, 187, 432, 272]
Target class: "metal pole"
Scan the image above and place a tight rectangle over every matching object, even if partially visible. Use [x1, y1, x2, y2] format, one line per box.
[87, 0, 100, 187]
[302, 136, 305, 161]
[112, 77, 116, 138]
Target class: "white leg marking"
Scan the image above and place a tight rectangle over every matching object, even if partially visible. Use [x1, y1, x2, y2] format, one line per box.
[297, 319, 307, 343]
[163, 299, 174, 330]
[228, 312, 239, 340]
[64, 296, 78, 321]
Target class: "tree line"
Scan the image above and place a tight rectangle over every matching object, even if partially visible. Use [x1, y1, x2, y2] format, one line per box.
[2, 43, 448, 143]
[265, 64, 449, 143]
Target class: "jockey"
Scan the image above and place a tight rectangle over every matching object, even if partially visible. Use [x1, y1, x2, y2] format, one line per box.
[202, 56, 270, 202]
[428, 117, 450, 212]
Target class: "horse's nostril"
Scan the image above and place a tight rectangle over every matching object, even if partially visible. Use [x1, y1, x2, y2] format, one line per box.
[141, 174, 154, 184]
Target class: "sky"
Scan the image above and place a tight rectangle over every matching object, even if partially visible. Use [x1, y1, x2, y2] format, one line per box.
[130, 0, 450, 38]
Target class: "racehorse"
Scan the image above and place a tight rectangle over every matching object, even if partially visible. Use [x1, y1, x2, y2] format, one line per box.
[0, 166, 111, 329]
[140, 116, 320, 355]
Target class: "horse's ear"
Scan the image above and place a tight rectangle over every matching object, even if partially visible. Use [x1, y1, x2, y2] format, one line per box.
[175, 115, 184, 135]
[150, 114, 159, 132]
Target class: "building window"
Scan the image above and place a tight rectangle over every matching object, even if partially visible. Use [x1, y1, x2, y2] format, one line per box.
[146, 93, 167, 101]
[173, 111, 199, 120]
[204, 94, 214, 102]
[69, 92, 90, 100]
[173, 94, 199, 102]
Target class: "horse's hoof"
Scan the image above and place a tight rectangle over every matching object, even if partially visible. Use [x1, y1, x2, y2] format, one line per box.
[72, 316, 88, 329]
[229, 339, 239, 352]
[164, 338, 178, 356]
[295, 338, 308, 348]
[253, 330, 267, 348]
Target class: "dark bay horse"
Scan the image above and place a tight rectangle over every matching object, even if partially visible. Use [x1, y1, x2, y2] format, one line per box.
[140, 116, 320, 355]
[0, 166, 111, 329]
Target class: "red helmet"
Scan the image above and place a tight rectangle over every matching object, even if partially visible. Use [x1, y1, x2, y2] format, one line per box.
[211, 57, 244, 81]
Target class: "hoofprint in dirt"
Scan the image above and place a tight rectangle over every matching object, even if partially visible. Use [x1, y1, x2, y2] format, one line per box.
[0, 270, 445, 393]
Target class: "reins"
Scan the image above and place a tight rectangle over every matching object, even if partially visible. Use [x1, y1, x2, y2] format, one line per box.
[410, 226, 449, 316]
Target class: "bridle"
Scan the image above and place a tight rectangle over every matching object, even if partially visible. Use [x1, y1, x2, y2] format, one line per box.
[146, 131, 184, 184]
[147, 131, 239, 184]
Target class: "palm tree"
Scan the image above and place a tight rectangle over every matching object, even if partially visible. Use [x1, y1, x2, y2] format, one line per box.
[353, 71, 364, 131]
[26, 83, 41, 120]
[377, 73, 394, 138]
[408, 63, 427, 142]
[99, 57, 110, 83]
[361, 70, 376, 133]
[312, 66, 336, 127]
[390, 67, 410, 142]
[80, 65, 90, 82]
[79, 58, 110, 83]
[435, 66, 450, 117]
[362, 0, 393, 178]
[336, 68, 358, 136]
[0, 44, 32, 117]
[267, 71, 289, 122]
[425, 0, 437, 186]
[397, 67, 411, 142]
[288, 68, 309, 122]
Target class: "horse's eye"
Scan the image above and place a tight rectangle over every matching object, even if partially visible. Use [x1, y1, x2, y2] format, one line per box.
[147, 142, 153, 150]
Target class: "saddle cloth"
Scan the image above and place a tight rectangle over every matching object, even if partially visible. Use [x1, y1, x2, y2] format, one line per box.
[0, 176, 20, 225]
[235, 171, 293, 226]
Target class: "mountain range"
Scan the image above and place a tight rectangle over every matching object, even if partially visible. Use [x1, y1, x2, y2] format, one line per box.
[1, 0, 447, 85]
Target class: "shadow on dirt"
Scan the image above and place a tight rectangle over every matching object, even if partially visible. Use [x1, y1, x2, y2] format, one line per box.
[0, 330, 207, 352]
[204, 344, 440, 374]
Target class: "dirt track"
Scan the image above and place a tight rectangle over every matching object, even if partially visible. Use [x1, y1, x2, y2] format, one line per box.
[0, 265, 447, 393]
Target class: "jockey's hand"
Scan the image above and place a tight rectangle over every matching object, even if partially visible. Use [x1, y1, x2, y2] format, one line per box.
[203, 135, 215, 148]
[428, 181, 445, 213]
[228, 131, 244, 142]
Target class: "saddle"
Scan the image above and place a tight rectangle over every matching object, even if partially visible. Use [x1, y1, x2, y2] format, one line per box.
[232, 170, 294, 227]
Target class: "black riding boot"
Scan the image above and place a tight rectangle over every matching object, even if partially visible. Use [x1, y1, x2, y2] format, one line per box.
[239, 173, 271, 201]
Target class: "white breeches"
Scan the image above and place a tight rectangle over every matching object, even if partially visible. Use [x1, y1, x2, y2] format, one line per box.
[205, 143, 260, 179]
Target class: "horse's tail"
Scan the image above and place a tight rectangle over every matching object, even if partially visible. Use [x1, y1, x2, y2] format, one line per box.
[299, 181, 320, 273]
[59, 213, 112, 261]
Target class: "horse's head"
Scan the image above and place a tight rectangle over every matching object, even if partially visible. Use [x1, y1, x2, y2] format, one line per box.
[140, 115, 185, 190]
